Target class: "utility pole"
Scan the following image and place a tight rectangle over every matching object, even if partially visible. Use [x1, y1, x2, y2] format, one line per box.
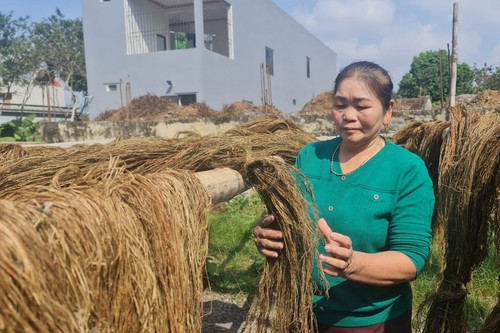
[439, 49, 445, 110]
[449, 2, 458, 107]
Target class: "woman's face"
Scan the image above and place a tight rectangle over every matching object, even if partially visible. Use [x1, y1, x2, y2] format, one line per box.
[331, 77, 393, 148]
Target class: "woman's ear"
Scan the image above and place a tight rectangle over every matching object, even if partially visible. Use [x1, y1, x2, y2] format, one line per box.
[383, 99, 395, 125]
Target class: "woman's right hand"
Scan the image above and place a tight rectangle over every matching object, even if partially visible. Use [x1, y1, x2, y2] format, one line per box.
[253, 214, 284, 258]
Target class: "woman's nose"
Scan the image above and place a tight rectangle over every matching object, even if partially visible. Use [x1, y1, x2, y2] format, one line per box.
[342, 106, 357, 121]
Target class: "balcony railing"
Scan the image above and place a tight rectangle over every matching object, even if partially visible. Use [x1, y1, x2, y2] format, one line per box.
[0, 103, 73, 121]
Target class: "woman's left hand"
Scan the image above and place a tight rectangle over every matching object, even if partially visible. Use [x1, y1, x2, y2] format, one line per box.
[317, 218, 355, 279]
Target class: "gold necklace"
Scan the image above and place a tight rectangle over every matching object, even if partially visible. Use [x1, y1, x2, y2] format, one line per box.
[330, 138, 384, 178]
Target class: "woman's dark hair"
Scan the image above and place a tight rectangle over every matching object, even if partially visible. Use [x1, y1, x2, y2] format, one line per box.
[333, 61, 394, 110]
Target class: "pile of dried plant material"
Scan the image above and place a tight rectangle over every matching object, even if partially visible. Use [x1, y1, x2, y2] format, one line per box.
[0, 163, 210, 332]
[420, 106, 500, 333]
[241, 156, 323, 333]
[94, 94, 285, 121]
[298, 91, 333, 115]
[391, 120, 450, 190]
[94, 94, 220, 121]
[0, 143, 30, 161]
[0, 116, 321, 332]
[221, 100, 282, 116]
[0, 117, 317, 198]
[0, 143, 66, 162]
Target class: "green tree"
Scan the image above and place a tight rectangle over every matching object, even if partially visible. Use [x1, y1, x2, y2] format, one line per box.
[472, 63, 500, 91]
[397, 73, 419, 99]
[398, 50, 475, 104]
[0, 12, 39, 117]
[456, 62, 475, 95]
[32, 9, 87, 120]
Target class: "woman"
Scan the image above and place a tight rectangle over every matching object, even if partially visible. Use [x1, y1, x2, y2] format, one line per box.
[253, 61, 435, 332]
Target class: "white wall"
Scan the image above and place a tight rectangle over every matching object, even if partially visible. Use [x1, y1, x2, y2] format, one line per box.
[1, 84, 65, 108]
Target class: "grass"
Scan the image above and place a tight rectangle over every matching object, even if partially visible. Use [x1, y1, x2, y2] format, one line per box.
[412, 235, 499, 331]
[205, 191, 266, 301]
[206, 192, 499, 330]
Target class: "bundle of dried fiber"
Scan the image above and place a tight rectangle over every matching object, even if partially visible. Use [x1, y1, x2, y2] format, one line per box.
[479, 186, 500, 333]
[390, 121, 424, 145]
[0, 143, 29, 161]
[391, 120, 450, 186]
[132, 130, 316, 175]
[0, 165, 210, 332]
[0, 143, 66, 162]
[241, 156, 322, 332]
[421, 106, 500, 333]
[224, 115, 306, 135]
[22, 144, 67, 157]
[0, 117, 316, 198]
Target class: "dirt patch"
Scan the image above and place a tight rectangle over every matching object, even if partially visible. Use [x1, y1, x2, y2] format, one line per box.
[202, 291, 251, 333]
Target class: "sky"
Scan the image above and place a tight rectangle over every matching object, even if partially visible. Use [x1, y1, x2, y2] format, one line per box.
[2, 0, 500, 89]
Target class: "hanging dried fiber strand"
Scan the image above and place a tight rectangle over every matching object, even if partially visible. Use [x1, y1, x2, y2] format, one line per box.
[421, 106, 500, 333]
[0, 164, 210, 332]
[477, 138, 500, 333]
[240, 156, 324, 333]
[0, 116, 317, 198]
[391, 120, 450, 188]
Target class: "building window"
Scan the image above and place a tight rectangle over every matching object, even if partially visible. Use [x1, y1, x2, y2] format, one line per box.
[157, 34, 167, 51]
[265, 47, 274, 76]
[105, 83, 118, 92]
[306, 56, 311, 78]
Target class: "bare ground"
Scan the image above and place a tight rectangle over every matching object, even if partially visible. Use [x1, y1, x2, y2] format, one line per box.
[202, 291, 252, 333]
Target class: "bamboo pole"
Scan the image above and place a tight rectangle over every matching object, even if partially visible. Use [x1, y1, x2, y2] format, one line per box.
[449, 3, 458, 107]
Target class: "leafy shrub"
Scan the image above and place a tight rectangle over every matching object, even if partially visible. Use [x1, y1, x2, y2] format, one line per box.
[0, 114, 41, 142]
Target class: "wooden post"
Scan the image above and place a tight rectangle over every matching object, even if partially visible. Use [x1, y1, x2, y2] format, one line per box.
[267, 65, 272, 107]
[119, 78, 124, 110]
[126, 82, 132, 120]
[439, 49, 445, 109]
[260, 62, 265, 106]
[449, 2, 458, 107]
[46, 84, 51, 122]
[195, 167, 249, 205]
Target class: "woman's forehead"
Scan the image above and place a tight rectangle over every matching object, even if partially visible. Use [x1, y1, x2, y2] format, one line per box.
[334, 79, 377, 99]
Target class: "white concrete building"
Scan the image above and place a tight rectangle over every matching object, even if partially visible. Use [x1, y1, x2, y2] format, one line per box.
[82, 0, 337, 118]
[0, 80, 67, 124]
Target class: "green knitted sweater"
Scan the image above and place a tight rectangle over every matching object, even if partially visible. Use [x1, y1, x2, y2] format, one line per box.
[295, 137, 434, 327]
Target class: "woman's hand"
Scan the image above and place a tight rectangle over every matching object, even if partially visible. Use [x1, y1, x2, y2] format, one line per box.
[318, 218, 355, 278]
[317, 218, 417, 285]
[253, 214, 284, 258]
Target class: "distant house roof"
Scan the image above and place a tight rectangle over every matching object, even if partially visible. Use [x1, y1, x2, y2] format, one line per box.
[395, 96, 432, 111]
[36, 71, 62, 87]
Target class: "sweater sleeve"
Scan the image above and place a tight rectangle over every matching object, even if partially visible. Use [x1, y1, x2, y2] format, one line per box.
[388, 157, 435, 276]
